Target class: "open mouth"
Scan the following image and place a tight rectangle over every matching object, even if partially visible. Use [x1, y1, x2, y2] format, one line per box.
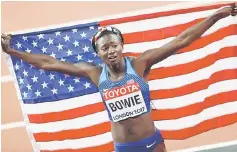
[108, 56, 117, 62]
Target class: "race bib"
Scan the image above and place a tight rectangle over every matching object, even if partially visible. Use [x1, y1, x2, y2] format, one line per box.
[103, 82, 147, 122]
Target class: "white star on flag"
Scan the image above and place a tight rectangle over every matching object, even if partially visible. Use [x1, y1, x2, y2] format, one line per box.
[76, 54, 83, 61]
[16, 42, 22, 48]
[60, 58, 66, 62]
[68, 85, 74, 92]
[41, 81, 48, 88]
[41, 46, 47, 53]
[73, 40, 79, 47]
[64, 74, 70, 78]
[63, 35, 70, 42]
[73, 78, 80, 83]
[49, 73, 55, 80]
[15, 63, 20, 71]
[92, 52, 98, 57]
[55, 31, 61, 36]
[51, 88, 58, 94]
[31, 75, 38, 83]
[19, 77, 24, 84]
[84, 82, 91, 89]
[25, 48, 32, 53]
[39, 69, 45, 74]
[80, 32, 87, 38]
[50, 52, 56, 58]
[22, 36, 28, 41]
[37, 34, 44, 39]
[88, 59, 93, 63]
[23, 70, 28, 77]
[89, 26, 94, 30]
[57, 43, 63, 51]
[30, 64, 35, 68]
[72, 29, 78, 33]
[26, 84, 32, 90]
[66, 49, 73, 56]
[58, 79, 65, 86]
[23, 92, 28, 98]
[32, 40, 38, 47]
[35, 90, 41, 97]
[83, 45, 90, 52]
[47, 38, 54, 45]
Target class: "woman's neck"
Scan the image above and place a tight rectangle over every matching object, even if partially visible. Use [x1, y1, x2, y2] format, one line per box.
[107, 57, 126, 78]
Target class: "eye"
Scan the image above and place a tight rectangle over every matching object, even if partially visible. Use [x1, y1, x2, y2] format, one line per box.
[102, 47, 109, 52]
[112, 44, 118, 48]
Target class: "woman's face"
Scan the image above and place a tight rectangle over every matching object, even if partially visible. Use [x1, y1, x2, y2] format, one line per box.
[96, 34, 124, 66]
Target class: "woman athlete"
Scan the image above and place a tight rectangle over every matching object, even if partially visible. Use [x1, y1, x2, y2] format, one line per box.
[2, 4, 236, 152]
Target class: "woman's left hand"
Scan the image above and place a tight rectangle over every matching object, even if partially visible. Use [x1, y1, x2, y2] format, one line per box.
[215, 3, 237, 18]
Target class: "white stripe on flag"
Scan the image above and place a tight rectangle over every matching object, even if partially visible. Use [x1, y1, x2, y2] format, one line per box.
[30, 111, 108, 133]
[34, 101, 237, 150]
[155, 101, 237, 130]
[152, 79, 237, 109]
[24, 92, 102, 114]
[109, 9, 218, 33]
[152, 35, 237, 68]
[113, 9, 236, 36]
[123, 24, 236, 54]
[23, 59, 236, 115]
[29, 80, 236, 133]
[38, 132, 112, 150]
[149, 57, 237, 90]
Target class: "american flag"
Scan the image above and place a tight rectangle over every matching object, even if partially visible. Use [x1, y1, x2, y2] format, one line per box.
[6, 3, 237, 152]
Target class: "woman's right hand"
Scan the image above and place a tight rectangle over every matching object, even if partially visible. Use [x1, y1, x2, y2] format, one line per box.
[1, 34, 12, 54]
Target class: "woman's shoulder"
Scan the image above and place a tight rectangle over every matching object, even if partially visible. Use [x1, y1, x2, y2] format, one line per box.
[126, 56, 137, 62]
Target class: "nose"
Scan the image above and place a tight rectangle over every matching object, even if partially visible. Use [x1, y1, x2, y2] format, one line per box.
[108, 46, 115, 54]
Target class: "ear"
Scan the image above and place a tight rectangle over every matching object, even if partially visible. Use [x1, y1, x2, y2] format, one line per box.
[121, 43, 124, 50]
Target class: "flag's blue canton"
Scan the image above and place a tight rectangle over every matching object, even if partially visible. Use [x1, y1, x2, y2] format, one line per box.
[10, 22, 102, 104]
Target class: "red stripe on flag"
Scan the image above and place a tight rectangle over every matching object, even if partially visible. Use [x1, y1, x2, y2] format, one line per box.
[29, 69, 237, 124]
[149, 46, 237, 80]
[161, 112, 237, 139]
[100, 3, 231, 26]
[34, 122, 111, 142]
[123, 18, 204, 44]
[40, 113, 237, 151]
[152, 90, 237, 120]
[151, 69, 237, 99]
[123, 25, 237, 57]
[34, 91, 236, 142]
[28, 102, 105, 123]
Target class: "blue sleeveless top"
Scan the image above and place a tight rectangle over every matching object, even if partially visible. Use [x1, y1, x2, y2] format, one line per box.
[98, 57, 151, 122]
